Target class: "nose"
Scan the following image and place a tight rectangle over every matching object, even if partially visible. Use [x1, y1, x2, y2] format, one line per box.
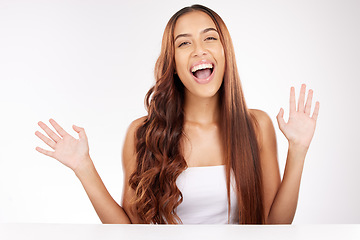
[192, 42, 208, 57]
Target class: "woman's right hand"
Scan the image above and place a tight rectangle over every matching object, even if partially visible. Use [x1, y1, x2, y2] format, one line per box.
[35, 119, 91, 174]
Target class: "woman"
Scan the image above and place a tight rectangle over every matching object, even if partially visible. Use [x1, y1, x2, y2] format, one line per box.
[35, 5, 319, 224]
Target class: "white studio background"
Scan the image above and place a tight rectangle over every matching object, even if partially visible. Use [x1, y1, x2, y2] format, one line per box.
[0, 0, 359, 224]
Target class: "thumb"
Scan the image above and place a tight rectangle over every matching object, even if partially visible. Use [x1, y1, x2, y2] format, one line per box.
[276, 108, 286, 131]
[73, 125, 88, 140]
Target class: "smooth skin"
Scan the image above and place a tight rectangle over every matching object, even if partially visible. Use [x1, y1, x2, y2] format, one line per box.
[35, 11, 319, 224]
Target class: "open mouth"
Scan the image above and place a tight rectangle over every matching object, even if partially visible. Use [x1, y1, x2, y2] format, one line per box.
[191, 63, 214, 79]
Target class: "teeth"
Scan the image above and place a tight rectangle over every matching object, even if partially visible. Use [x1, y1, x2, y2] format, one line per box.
[191, 63, 213, 72]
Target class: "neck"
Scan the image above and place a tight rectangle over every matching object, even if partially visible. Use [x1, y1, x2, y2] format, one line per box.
[183, 91, 220, 125]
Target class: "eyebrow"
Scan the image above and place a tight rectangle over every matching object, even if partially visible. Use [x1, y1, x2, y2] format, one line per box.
[174, 27, 218, 42]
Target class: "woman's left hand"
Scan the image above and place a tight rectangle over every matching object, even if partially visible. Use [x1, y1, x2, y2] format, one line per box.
[277, 84, 320, 150]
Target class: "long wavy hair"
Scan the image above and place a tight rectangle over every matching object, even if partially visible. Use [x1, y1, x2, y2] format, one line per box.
[129, 4, 264, 224]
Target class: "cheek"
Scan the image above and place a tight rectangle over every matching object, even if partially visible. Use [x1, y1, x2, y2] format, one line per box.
[210, 44, 225, 63]
[174, 58, 187, 86]
[218, 45, 225, 61]
[174, 54, 188, 75]
[215, 47, 225, 70]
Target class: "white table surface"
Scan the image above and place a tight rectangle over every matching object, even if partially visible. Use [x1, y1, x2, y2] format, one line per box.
[1, 224, 359, 240]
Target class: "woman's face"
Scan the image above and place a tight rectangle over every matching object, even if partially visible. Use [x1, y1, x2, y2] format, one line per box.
[174, 11, 225, 99]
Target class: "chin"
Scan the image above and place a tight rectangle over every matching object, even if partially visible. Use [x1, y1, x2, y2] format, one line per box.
[188, 85, 221, 99]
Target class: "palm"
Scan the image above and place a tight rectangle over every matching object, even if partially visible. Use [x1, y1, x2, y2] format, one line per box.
[35, 119, 90, 171]
[277, 84, 320, 149]
[53, 135, 88, 167]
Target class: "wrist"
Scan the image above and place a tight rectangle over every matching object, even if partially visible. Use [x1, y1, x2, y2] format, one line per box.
[73, 155, 95, 179]
[286, 142, 308, 167]
[288, 141, 309, 155]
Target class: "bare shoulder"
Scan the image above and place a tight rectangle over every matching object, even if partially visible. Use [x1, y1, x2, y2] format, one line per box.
[249, 110, 280, 220]
[122, 116, 147, 172]
[121, 116, 147, 224]
[248, 109, 276, 149]
[249, 109, 272, 126]
[127, 116, 147, 134]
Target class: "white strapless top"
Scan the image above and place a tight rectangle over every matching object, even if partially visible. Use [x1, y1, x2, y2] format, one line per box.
[175, 165, 239, 224]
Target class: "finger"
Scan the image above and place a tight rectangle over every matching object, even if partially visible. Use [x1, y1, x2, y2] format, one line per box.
[35, 146, 55, 158]
[311, 101, 320, 121]
[289, 87, 296, 114]
[35, 131, 56, 149]
[297, 84, 306, 112]
[304, 89, 313, 116]
[38, 121, 61, 142]
[49, 119, 68, 138]
[73, 125, 88, 140]
[276, 108, 286, 131]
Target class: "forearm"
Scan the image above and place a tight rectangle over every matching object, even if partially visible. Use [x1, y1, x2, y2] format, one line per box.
[75, 157, 131, 224]
[266, 144, 308, 224]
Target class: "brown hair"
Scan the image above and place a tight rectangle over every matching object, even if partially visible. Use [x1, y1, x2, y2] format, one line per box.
[129, 4, 264, 224]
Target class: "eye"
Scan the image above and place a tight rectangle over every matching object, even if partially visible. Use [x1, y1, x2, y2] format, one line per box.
[205, 36, 217, 41]
[178, 41, 190, 48]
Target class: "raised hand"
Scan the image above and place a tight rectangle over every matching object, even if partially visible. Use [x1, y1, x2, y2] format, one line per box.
[35, 119, 91, 173]
[277, 84, 320, 149]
